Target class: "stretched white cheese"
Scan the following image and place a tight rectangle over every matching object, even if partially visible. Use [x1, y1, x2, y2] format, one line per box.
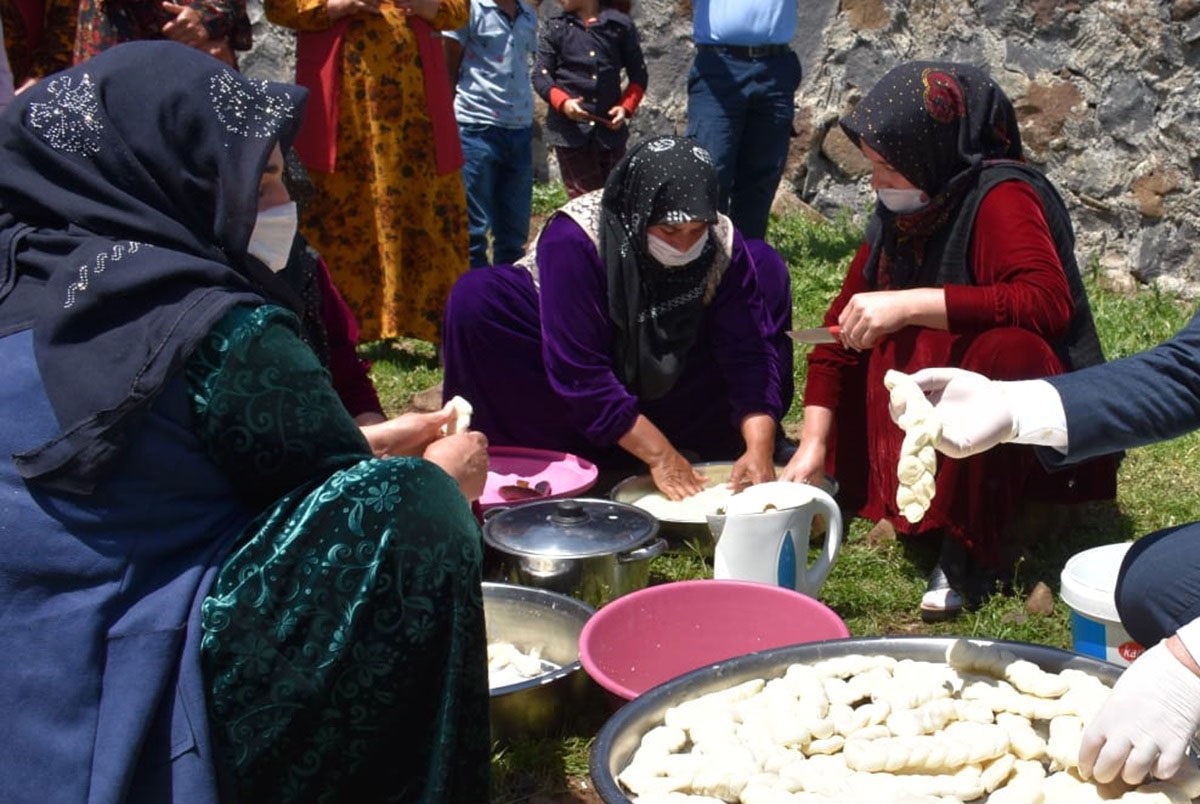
[843, 721, 1009, 773]
[884, 369, 940, 523]
[947, 639, 1069, 698]
[440, 394, 473, 435]
[1045, 715, 1085, 772]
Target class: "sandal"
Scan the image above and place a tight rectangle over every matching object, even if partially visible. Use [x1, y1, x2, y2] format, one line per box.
[919, 535, 968, 622]
[920, 562, 964, 622]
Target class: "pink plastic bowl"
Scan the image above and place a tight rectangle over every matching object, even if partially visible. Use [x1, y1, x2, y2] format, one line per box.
[578, 579, 850, 700]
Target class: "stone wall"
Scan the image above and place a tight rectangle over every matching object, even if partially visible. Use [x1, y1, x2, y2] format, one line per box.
[244, 0, 1200, 294]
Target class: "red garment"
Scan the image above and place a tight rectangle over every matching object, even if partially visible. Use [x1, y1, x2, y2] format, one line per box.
[804, 180, 1116, 569]
[409, 16, 462, 175]
[292, 16, 462, 176]
[293, 21, 348, 173]
[315, 257, 384, 419]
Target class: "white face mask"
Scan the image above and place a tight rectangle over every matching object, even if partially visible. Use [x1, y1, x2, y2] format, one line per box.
[647, 230, 709, 267]
[247, 201, 298, 273]
[876, 188, 929, 214]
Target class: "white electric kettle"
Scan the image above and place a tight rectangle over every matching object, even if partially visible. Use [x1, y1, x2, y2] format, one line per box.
[709, 481, 843, 597]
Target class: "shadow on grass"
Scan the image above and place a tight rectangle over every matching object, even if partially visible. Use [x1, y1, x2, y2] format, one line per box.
[358, 337, 438, 369]
[491, 730, 603, 804]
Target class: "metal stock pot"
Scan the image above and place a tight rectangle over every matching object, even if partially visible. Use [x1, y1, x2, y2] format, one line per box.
[481, 498, 667, 608]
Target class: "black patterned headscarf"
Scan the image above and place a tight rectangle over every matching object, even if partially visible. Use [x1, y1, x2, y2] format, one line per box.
[840, 61, 1023, 288]
[0, 40, 306, 493]
[601, 135, 722, 400]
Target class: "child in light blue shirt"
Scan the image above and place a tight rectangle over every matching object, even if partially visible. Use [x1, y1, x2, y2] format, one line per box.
[445, 0, 538, 268]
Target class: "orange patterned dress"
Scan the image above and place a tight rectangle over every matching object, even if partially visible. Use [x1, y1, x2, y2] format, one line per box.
[264, 0, 469, 344]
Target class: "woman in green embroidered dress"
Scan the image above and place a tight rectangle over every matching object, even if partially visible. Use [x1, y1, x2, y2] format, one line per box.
[0, 41, 490, 803]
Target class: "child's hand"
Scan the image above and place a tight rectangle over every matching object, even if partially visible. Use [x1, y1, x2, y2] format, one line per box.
[605, 105, 628, 130]
[561, 97, 589, 122]
[160, 2, 207, 47]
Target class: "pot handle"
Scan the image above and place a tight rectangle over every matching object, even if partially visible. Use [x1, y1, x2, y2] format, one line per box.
[481, 505, 510, 523]
[617, 537, 668, 564]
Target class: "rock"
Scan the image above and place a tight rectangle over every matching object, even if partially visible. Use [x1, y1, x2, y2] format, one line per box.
[1025, 581, 1056, 616]
[865, 519, 896, 548]
[409, 382, 444, 413]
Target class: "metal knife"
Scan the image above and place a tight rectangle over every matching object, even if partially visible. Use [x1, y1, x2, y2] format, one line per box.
[787, 325, 842, 344]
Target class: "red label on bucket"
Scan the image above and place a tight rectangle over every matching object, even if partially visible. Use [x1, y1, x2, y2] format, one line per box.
[1119, 640, 1145, 663]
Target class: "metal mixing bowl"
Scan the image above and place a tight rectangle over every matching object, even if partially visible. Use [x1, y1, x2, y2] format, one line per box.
[589, 635, 1124, 803]
[483, 582, 599, 743]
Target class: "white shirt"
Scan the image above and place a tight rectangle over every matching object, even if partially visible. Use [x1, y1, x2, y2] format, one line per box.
[1005, 379, 1069, 452]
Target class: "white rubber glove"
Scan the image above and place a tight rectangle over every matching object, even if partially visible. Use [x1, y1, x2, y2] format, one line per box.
[898, 368, 1017, 458]
[1079, 637, 1200, 784]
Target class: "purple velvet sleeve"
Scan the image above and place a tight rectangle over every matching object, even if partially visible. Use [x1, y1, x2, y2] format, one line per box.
[536, 215, 640, 446]
[707, 233, 783, 423]
[536, 217, 781, 447]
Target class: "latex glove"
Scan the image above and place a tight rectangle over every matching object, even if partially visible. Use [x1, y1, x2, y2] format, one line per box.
[1079, 637, 1200, 784]
[904, 368, 1017, 458]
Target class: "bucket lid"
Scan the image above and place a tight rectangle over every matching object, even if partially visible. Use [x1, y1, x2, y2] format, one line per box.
[1060, 542, 1133, 622]
[482, 497, 659, 558]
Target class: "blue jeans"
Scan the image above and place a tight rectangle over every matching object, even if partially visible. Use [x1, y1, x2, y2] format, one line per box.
[685, 47, 802, 240]
[459, 123, 534, 268]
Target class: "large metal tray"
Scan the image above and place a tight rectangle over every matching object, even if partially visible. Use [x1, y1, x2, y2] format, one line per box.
[589, 635, 1124, 804]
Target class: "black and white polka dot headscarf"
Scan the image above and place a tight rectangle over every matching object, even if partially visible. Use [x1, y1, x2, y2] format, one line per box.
[600, 135, 721, 400]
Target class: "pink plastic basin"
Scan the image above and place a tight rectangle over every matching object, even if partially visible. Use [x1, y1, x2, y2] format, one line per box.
[578, 579, 850, 700]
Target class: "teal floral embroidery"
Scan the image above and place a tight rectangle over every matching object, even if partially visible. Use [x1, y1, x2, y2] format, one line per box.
[192, 305, 489, 801]
[363, 480, 401, 513]
[293, 389, 330, 432]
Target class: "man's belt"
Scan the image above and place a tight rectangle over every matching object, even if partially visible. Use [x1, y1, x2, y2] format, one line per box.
[698, 43, 790, 59]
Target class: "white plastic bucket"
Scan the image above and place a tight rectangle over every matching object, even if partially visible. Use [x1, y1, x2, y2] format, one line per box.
[1060, 542, 1145, 666]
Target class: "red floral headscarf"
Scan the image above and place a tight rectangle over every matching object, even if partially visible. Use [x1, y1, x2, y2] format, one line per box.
[839, 61, 1023, 289]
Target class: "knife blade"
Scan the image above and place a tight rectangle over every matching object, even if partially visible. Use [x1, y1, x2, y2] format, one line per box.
[787, 325, 841, 344]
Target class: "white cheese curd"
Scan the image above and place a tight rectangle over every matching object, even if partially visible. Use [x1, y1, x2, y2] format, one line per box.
[487, 641, 558, 690]
[631, 483, 737, 523]
[617, 639, 1200, 803]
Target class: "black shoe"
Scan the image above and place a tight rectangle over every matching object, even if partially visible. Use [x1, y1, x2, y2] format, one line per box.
[919, 535, 969, 622]
[964, 566, 1014, 610]
[920, 563, 965, 622]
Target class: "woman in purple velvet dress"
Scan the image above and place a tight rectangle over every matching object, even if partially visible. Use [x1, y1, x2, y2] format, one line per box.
[442, 135, 793, 499]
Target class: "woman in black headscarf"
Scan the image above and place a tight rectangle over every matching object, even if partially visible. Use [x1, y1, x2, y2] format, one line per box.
[0, 40, 490, 802]
[443, 134, 795, 499]
[781, 61, 1118, 620]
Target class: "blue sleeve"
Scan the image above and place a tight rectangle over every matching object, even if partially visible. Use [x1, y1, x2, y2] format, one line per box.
[1044, 307, 1200, 464]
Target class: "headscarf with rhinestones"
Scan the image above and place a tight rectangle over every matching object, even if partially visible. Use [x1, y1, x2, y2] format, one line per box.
[840, 61, 1023, 289]
[601, 135, 723, 400]
[0, 41, 306, 493]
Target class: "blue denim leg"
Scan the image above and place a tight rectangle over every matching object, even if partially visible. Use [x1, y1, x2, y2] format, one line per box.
[459, 124, 500, 268]
[686, 48, 801, 240]
[1114, 522, 1200, 646]
[489, 126, 534, 266]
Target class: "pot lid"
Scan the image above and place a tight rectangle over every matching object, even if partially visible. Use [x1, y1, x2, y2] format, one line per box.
[482, 497, 659, 558]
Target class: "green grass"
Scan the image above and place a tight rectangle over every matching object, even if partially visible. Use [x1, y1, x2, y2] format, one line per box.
[531, 181, 569, 217]
[363, 182, 1200, 801]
